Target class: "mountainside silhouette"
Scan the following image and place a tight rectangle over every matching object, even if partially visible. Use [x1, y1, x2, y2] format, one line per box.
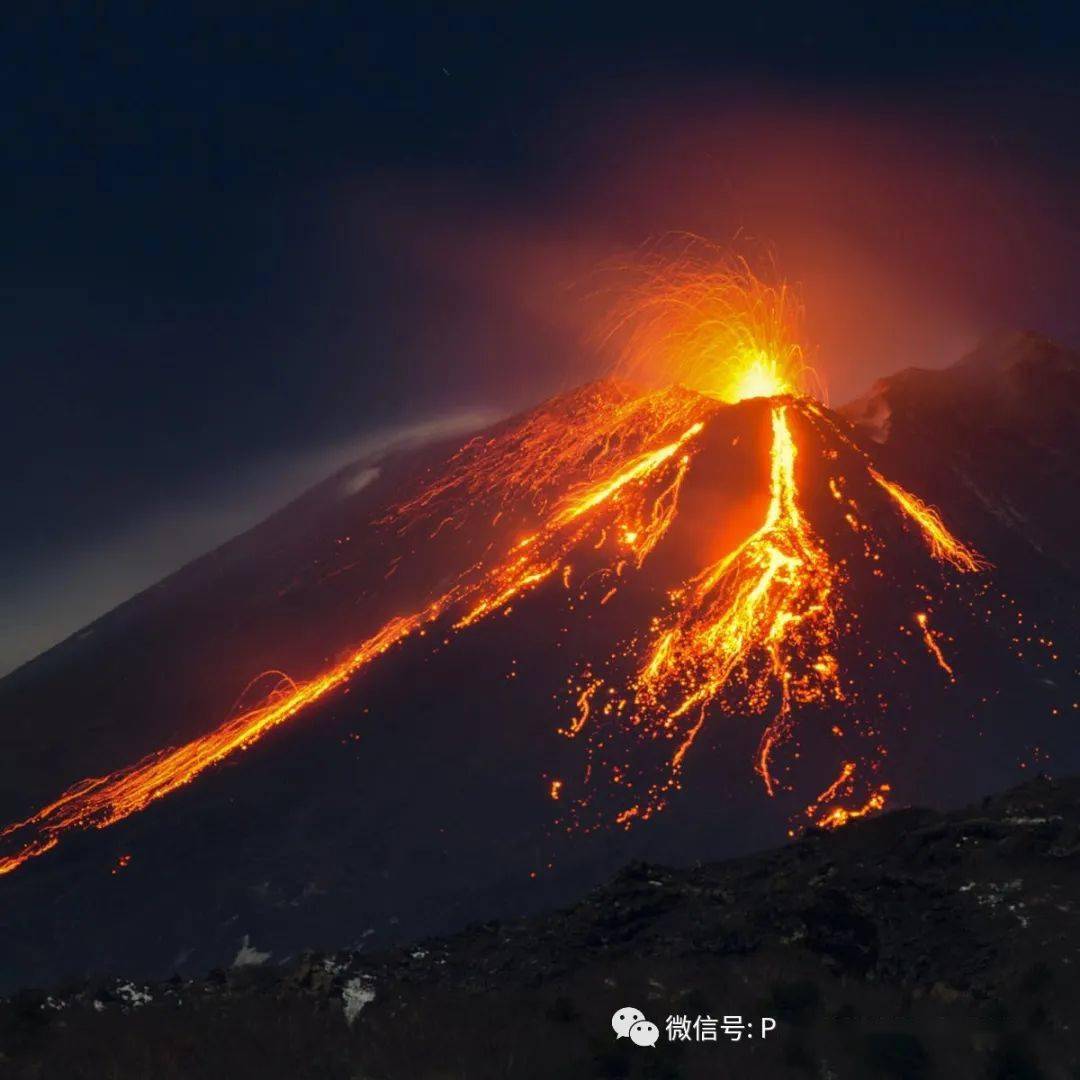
[5, 774, 1080, 1078]
[0, 335, 1075, 990]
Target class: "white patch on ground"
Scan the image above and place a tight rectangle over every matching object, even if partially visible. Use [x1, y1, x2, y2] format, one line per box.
[116, 983, 152, 1008]
[342, 977, 376, 1025]
[1008, 903, 1030, 928]
[232, 935, 271, 967]
[93, 1000, 105, 1013]
[959, 879, 1029, 927]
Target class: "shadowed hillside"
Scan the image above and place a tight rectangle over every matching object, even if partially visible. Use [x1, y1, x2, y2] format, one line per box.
[3, 774, 1078, 1078]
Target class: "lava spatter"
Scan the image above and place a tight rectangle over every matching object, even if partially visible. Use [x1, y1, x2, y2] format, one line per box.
[870, 469, 989, 573]
[632, 402, 845, 796]
[1, 252, 1019, 877]
[0, 387, 714, 875]
[556, 398, 854, 830]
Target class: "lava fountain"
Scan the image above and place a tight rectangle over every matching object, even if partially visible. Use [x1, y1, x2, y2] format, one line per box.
[1, 244, 1024, 876]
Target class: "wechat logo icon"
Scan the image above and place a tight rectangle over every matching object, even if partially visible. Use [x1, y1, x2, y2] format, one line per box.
[612, 1007, 660, 1048]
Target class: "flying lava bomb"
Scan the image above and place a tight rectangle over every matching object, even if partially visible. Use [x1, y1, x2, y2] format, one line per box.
[0, 244, 1056, 877]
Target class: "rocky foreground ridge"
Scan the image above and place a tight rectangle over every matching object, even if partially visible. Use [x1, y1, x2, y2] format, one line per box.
[3, 774, 1079, 1078]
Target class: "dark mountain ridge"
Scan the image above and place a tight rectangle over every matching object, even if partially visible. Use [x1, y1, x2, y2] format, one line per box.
[0, 335, 1075, 994]
[841, 330, 1080, 577]
[4, 774, 1079, 1079]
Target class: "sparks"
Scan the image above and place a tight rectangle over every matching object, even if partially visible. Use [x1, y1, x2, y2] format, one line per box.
[0, 385, 713, 876]
[915, 611, 955, 680]
[580, 400, 846, 816]
[816, 784, 892, 829]
[1, 247, 1007, 877]
[870, 469, 988, 573]
[599, 240, 821, 403]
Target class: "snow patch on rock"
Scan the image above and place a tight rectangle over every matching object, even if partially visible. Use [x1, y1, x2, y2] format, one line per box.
[342, 976, 376, 1025]
[116, 983, 152, 1008]
[232, 935, 271, 967]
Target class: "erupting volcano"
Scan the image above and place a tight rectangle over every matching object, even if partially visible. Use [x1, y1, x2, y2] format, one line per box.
[0, 250, 1064, 898]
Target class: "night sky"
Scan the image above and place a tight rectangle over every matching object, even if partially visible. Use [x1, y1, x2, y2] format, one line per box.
[3, 7, 1079, 674]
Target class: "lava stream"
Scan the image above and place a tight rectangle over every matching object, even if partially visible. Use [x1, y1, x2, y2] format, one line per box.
[915, 611, 955, 680]
[870, 469, 989, 573]
[637, 403, 843, 794]
[0, 406, 707, 876]
[0, 251, 1008, 877]
[556, 390, 1003, 833]
[562, 400, 846, 827]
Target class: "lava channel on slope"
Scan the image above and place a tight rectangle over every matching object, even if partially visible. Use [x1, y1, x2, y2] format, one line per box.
[0, 249, 1058, 876]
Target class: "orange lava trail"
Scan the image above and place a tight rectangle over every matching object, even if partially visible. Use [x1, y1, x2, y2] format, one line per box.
[380, 384, 707, 534]
[798, 761, 890, 830]
[560, 391, 992, 832]
[2, 249, 1006, 875]
[0, 602, 458, 876]
[815, 784, 891, 829]
[451, 420, 702, 630]
[0, 404, 708, 876]
[870, 469, 988, 573]
[805, 760, 856, 816]
[915, 611, 955, 680]
[630, 402, 844, 801]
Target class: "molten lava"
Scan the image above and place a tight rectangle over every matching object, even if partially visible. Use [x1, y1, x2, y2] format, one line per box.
[0, 392, 713, 875]
[915, 611, 955, 680]
[600, 242, 819, 403]
[631, 403, 843, 797]
[1, 248, 1026, 878]
[870, 469, 989, 573]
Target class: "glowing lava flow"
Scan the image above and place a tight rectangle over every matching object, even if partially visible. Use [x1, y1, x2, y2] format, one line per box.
[379, 383, 707, 536]
[599, 240, 821, 403]
[1, 249, 1008, 877]
[556, 389, 1001, 831]
[561, 400, 846, 826]
[870, 469, 988, 573]
[802, 761, 891, 830]
[639, 404, 842, 792]
[915, 611, 955, 680]
[0, 405, 709, 876]
[452, 418, 703, 629]
[0, 604, 461, 875]
[814, 786, 891, 829]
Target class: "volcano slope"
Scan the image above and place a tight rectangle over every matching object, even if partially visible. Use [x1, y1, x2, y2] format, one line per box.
[0, 335, 1075, 990]
[842, 329, 1080, 579]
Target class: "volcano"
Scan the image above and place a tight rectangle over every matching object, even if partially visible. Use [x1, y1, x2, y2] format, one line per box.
[0, 328, 1076, 990]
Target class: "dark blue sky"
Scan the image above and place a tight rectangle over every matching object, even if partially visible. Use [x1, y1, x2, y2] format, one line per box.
[3, 6, 1079, 672]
